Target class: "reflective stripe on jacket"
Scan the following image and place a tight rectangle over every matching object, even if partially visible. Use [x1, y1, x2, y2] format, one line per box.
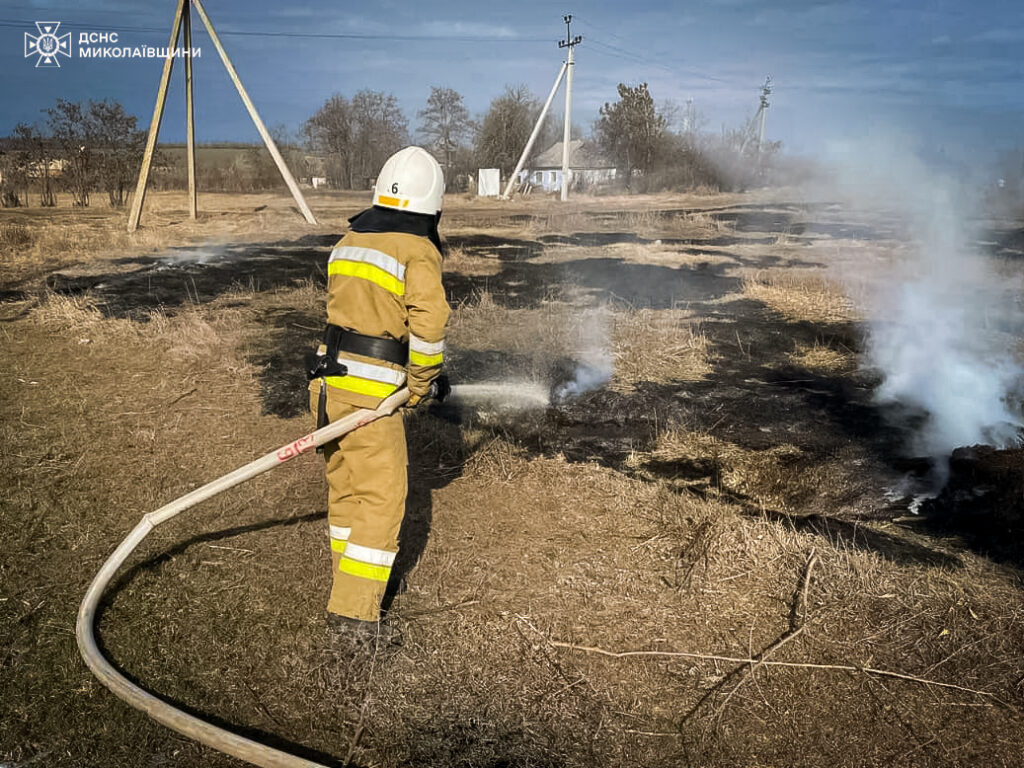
[322, 229, 450, 409]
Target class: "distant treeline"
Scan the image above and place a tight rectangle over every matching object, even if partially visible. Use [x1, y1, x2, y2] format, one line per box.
[1, 84, 808, 207]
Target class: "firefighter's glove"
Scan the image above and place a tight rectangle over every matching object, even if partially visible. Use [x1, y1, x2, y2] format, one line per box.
[427, 374, 452, 403]
[407, 375, 451, 409]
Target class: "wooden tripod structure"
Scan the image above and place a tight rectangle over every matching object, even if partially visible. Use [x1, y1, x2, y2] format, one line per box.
[127, 0, 317, 231]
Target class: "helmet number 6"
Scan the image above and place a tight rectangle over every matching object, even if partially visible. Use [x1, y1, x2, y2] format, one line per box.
[391, 183, 399, 194]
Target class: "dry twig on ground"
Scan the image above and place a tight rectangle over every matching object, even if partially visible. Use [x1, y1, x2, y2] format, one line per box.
[549, 641, 1012, 708]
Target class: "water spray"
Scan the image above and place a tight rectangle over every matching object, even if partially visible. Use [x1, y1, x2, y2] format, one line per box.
[447, 382, 551, 409]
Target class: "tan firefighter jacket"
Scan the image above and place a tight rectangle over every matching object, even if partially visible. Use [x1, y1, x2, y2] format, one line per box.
[315, 229, 450, 409]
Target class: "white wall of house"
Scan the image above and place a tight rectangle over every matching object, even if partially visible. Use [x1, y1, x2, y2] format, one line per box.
[520, 167, 616, 192]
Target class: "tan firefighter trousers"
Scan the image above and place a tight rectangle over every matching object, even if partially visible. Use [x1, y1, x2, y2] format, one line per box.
[311, 382, 407, 622]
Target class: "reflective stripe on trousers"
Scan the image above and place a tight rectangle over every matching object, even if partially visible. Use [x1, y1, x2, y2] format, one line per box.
[329, 525, 350, 553]
[337, 542, 396, 583]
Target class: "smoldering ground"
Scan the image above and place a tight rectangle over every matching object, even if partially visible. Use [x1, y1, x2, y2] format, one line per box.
[820, 139, 1024, 485]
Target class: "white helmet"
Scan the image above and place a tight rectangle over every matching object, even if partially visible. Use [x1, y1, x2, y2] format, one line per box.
[373, 146, 444, 215]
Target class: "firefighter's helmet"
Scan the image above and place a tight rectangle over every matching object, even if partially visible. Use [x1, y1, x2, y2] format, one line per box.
[373, 146, 444, 215]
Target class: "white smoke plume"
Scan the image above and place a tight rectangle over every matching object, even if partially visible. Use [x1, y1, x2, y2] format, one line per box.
[158, 243, 229, 265]
[554, 307, 614, 401]
[827, 138, 1024, 477]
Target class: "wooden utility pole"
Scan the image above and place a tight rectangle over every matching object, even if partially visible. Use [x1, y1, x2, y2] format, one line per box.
[127, 0, 317, 232]
[127, 0, 185, 232]
[184, 1, 196, 219]
[191, 0, 315, 225]
[558, 14, 582, 202]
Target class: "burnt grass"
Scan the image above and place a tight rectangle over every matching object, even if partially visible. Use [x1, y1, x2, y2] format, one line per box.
[43, 209, 935, 528]
[5, 199, 1024, 767]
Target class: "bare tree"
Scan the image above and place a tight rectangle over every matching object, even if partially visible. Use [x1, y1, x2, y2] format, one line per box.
[269, 123, 307, 184]
[304, 95, 353, 189]
[0, 151, 20, 207]
[417, 87, 475, 179]
[1, 125, 33, 207]
[11, 123, 56, 206]
[88, 100, 145, 207]
[350, 90, 408, 188]
[46, 99, 92, 206]
[474, 85, 540, 177]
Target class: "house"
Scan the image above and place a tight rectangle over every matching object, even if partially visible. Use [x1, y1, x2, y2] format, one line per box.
[521, 139, 616, 192]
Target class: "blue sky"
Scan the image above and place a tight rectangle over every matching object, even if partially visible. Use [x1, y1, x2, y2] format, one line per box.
[2, 0, 1022, 162]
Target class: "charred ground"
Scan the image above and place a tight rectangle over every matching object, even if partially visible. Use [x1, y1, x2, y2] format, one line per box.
[2, 191, 1023, 768]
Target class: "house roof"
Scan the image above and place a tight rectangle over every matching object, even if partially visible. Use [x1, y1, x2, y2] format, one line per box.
[532, 139, 613, 170]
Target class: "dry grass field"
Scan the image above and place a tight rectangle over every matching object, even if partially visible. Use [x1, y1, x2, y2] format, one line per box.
[2, 189, 1023, 768]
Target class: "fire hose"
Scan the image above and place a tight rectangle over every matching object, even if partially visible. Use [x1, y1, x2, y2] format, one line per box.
[76, 388, 410, 768]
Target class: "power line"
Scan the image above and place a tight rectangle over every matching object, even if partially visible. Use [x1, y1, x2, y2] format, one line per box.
[572, 14, 630, 49]
[585, 38, 676, 74]
[2, 14, 730, 82]
[585, 36, 730, 84]
[574, 14, 731, 85]
[0, 18, 550, 43]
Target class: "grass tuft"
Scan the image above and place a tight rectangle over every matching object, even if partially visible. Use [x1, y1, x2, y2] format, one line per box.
[743, 268, 857, 324]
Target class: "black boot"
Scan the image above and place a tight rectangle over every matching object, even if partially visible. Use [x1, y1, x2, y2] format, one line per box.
[326, 613, 401, 650]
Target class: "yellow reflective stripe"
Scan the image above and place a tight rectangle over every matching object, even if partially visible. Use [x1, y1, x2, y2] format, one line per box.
[337, 358, 406, 386]
[325, 375, 397, 398]
[409, 350, 444, 366]
[409, 334, 445, 356]
[329, 246, 405, 280]
[331, 539, 347, 553]
[338, 557, 391, 582]
[377, 195, 410, 208]
[344, 542, 396, 567]
[328, 260, 405, 296]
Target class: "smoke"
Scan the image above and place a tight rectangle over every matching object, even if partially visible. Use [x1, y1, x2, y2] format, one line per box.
[158, 244, 229, 265]
[555, 362, 613, 401]
[827, 137, 1024, 479]
[554, 307, 614, 402]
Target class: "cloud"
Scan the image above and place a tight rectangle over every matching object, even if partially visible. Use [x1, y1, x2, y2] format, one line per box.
[969, 27, 1024, 43]
[748, 1, 864, 27]
[417, 20, 518, 38]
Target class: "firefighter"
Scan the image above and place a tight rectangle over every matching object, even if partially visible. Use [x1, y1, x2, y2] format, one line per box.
[307, 146, 450, 643]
